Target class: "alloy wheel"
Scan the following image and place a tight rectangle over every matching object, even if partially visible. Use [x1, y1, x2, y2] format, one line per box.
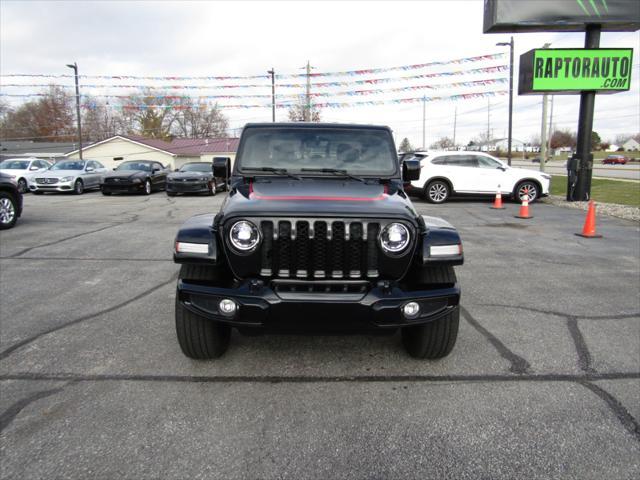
[0, 197, 16, 225]
[428, 182, 449, 203]
[17, 179, 27, 193]
[518, 183, 537, 202]
[145, 180, 151, 194]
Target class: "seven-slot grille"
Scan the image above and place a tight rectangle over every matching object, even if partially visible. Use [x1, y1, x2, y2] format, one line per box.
[36, 178, 58, 184]
[257, 219, 381, 279]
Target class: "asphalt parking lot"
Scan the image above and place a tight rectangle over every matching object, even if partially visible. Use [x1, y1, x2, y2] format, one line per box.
[1, 191, 638, 479]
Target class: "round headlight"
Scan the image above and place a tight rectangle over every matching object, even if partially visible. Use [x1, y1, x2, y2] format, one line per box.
[229, 220, 260, 251]
[380, 223, 410, 254]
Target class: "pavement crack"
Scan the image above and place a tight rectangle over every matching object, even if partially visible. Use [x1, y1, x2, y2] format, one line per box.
[460, 306, 532, 375]
[0, 272, 178, 361]
[0, 384, 70, 433]
[1, 372, 638, 384]
[578, 381, 640, 442]
[478, 303, 640, 321]
[567, 318, 595, 373]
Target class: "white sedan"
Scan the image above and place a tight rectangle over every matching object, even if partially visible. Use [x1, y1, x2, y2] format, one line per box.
[0, 157, 52, 193]
[409, 151, 551, 203]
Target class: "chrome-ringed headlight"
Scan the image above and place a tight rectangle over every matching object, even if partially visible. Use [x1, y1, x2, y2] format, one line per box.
[379, 222, 410, 254]
[59, 176, 73, 182]
[229, 220, 261, 252]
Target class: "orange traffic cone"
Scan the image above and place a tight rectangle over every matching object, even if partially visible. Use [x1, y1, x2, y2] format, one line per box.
[490, 190, 505, 209]
[576, 200, 602, 238]
[515, 197, 533, 219]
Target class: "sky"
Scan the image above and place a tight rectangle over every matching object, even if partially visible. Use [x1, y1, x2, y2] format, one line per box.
[1, 0, 639, 148]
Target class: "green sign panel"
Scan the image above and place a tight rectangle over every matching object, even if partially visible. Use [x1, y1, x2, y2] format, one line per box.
[519, 48, 633, 95]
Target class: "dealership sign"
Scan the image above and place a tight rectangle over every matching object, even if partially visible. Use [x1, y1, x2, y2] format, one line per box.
[519, 48, 633, 94]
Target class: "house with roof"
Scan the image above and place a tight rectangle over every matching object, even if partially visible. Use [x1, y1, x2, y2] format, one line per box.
[65, 135, 239, 170]
[622, 138, 639, 152]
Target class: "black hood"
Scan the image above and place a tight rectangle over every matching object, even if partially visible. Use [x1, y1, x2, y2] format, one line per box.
[220, 178, 419, 222]
[168, 171, 212, 180]
[104, 170, 147, 180]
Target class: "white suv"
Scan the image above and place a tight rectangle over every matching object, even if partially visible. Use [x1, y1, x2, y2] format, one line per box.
[408, 151, 551, 204]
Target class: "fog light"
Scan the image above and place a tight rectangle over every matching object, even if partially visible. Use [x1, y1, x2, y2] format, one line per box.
[218, 299, 237, 316]
[403, 301, 420, 319]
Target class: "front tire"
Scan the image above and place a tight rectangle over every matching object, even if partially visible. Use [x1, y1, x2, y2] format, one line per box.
[175, 264, 231, 359]
[17, 178, 28, 193]
[515, 181, 539, 203]
[74, 179, 84, 195]
[425, 180, 450, 204]
[143, 179, 152, 195]
[401, 309, 460, 359]
[0, 192, 18, 230]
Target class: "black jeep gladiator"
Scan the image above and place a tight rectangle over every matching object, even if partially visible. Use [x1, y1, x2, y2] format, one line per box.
[173, 123, 463, 359]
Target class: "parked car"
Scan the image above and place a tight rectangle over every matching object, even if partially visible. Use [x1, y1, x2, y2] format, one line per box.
[166, 162, 227, 197]
[101, 160, 168, 195]
[29, 159, 107, 194]
[603, 155, 628, 165]
[409, 151, 551, 203]
[173, 122, 464, 360]
[0, 172, 23, 229]
[0, 157, 52, 193]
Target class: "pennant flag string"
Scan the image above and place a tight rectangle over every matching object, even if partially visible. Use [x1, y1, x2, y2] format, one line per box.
[0, 77, 507, 101]
[0, 52, 506, 82]
[0, 65, 508, 91]
[67, 89, 508, 110]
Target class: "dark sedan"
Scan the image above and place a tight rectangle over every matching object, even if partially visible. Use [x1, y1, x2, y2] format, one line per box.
[0, 172, 23, 230]
[101, 160, 168, 195]
[166, 162, 226, 196]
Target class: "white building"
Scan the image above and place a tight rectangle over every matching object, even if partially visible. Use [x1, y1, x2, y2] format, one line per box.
[622, 138, 639, 151]
[66, 135, 238, 170]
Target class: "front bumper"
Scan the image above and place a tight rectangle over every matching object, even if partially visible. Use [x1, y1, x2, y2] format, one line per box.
[177, 279, 460, 331]
[166, 181, 210, 194]
[101, 182, 146, 193]
[29, 181, 74, 192]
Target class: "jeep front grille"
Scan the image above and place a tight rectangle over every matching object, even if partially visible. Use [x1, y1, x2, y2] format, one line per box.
[258, 219, 380, 279]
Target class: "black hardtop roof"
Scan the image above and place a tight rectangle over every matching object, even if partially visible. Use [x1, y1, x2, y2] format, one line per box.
[243, 122, 392, 132]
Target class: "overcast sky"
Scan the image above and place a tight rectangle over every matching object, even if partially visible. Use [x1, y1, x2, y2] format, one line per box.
[1, 0, 638, 147]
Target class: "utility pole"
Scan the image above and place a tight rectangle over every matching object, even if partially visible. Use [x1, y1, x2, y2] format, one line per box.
[487, 98, 491, 149]
[496, 36, 514, 165]
[422, 96, 426, 149]
[452, 106, 457, 149]
[539, 43, 551, 173]
[547, 95, 554, 160]
[540, 94, 549, 172]
[267, 68, 276, 122]
[66, 62, 83, 160]
[305, 60, 311, 122]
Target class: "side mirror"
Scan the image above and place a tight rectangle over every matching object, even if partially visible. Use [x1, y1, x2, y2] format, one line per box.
[153, 168, 160, 173]
[174, 168, 179, 172]
[29, 166, 39, 171]
[213, 156, 230, 180]
[402, 158, 421, 181]
[112, 168, 117, 171]
[86, 167, 95, 172]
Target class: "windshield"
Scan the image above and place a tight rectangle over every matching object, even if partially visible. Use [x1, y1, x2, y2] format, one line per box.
[180, 163, 211, 172]
[0, 160, 30, 170]
[238, 128, 398, 176]
[116, 162, 152, 172]
[51, 161, 85, 170]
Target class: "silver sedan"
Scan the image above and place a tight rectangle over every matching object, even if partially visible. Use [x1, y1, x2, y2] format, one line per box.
[29, 159, 108, 194]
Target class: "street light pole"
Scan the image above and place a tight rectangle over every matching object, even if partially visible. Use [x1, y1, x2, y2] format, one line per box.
[267, 68, 275, 122]
[66, 62, 83, 160]
[497, 37, 514, 166]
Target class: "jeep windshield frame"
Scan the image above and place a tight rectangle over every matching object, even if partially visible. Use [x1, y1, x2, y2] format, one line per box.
[234, 125, 400, 179]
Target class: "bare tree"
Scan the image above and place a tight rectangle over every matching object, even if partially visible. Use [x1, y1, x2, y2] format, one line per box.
[398, 137, 413, 152]
[170, 97, 229, 138]
[287, 97, 321, 122]
[0, 85, 74, 141]
[430, 136, 455, 150]
[549, 129, 576, 149]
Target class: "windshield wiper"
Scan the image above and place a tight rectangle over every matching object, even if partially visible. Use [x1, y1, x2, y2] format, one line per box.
[300, 168, 365, 183]
[243, 167, 301, 181]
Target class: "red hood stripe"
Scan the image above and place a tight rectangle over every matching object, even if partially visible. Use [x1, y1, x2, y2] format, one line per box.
[248, 181, 388, 202]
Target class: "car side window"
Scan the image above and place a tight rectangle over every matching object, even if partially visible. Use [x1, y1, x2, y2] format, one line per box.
[95, 161, 104, 169]
[431, 157, 447, 165]
[476, 156, 502, 169]
[87, 161, 95, 170]
[154, 163, 163, 171]
[445, 155, 478, 167]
